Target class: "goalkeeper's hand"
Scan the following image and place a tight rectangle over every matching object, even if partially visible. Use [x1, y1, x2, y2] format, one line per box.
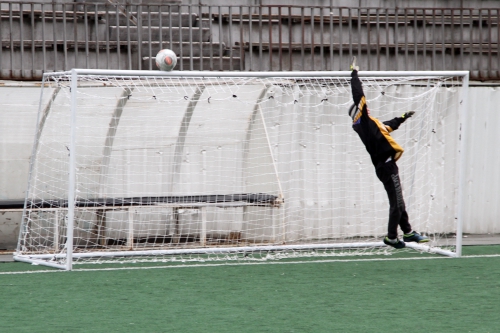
[350, 56, 359, 71]
[401, 111, 415, 119]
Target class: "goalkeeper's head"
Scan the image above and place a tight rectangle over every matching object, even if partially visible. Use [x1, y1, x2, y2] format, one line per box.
[348, 103, 360, 122]
[349, 104, 371, 121]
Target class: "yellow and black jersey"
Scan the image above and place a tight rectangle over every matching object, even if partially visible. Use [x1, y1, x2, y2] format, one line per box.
[349, 70, 406, 166]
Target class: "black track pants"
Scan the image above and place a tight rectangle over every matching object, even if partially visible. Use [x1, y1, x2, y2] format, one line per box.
[375, 160, 412, 239]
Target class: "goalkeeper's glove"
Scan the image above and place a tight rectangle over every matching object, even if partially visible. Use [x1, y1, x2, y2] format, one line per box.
[401, 111, 415, 119]
[350, 56, 359, 71]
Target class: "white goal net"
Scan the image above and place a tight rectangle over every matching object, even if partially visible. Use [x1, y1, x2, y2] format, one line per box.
[15, 70, 469, 270]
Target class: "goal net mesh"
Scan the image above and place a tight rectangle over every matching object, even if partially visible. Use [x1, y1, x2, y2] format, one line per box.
[16, 71, 466, 268]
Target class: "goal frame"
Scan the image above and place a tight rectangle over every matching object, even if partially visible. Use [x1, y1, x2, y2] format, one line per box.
[14, 69, 470, 270]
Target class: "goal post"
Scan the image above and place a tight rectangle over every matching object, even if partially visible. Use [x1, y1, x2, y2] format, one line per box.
[15, 69, 469, 270]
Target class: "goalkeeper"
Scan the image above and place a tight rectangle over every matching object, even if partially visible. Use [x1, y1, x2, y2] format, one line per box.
[348, 57, 429, 249]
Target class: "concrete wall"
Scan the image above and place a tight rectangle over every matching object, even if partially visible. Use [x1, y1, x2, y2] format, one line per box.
[1, 0, 499, 249]
[463, 86, 500, 234]
[0, 82, 42, 249]
[0, 81, 499, 250]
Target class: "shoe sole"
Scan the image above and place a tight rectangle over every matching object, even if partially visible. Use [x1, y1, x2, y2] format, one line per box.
[403, 238, 430, 243]
[383, 240, 406, 249]
[389, 244, 405, 249]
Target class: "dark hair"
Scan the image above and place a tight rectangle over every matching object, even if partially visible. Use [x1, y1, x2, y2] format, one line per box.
[348, 103, 359, 120]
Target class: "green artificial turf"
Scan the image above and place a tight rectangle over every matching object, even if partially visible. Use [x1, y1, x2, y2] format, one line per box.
[0, 246, 499, 332]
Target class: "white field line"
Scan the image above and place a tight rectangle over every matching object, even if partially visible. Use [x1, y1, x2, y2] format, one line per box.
[1, 254, 500, 275]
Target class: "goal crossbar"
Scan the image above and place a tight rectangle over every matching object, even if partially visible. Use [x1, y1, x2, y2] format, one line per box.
[48, 69, 470, 78]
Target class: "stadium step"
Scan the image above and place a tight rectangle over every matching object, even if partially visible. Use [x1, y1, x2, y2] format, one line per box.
[205, 12, 499, 27]
[104, 12, 200, 27]
[236, 42, 500, 55]
[108, 26, 211, 42]
[140, 42, 227, 57]
[142, 55, 244, 71]
[0, 9, 192, 26]
[72, 0, 181, 13]
[0, 40, 227, 58]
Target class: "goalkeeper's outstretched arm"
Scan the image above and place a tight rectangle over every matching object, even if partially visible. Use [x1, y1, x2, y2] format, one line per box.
[350, 70, 366, 115]
[382, 111, 416, 132]
[349, 58, 369, 124]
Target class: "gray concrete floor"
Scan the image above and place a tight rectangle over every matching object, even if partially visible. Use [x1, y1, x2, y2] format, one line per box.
[1, 234, 499, 263]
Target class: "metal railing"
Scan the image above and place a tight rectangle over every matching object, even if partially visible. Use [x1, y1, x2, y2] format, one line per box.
[1, 2, 499, 80]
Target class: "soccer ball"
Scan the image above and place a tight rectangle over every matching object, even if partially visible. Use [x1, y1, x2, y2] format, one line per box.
[155, 49, 177, 71]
